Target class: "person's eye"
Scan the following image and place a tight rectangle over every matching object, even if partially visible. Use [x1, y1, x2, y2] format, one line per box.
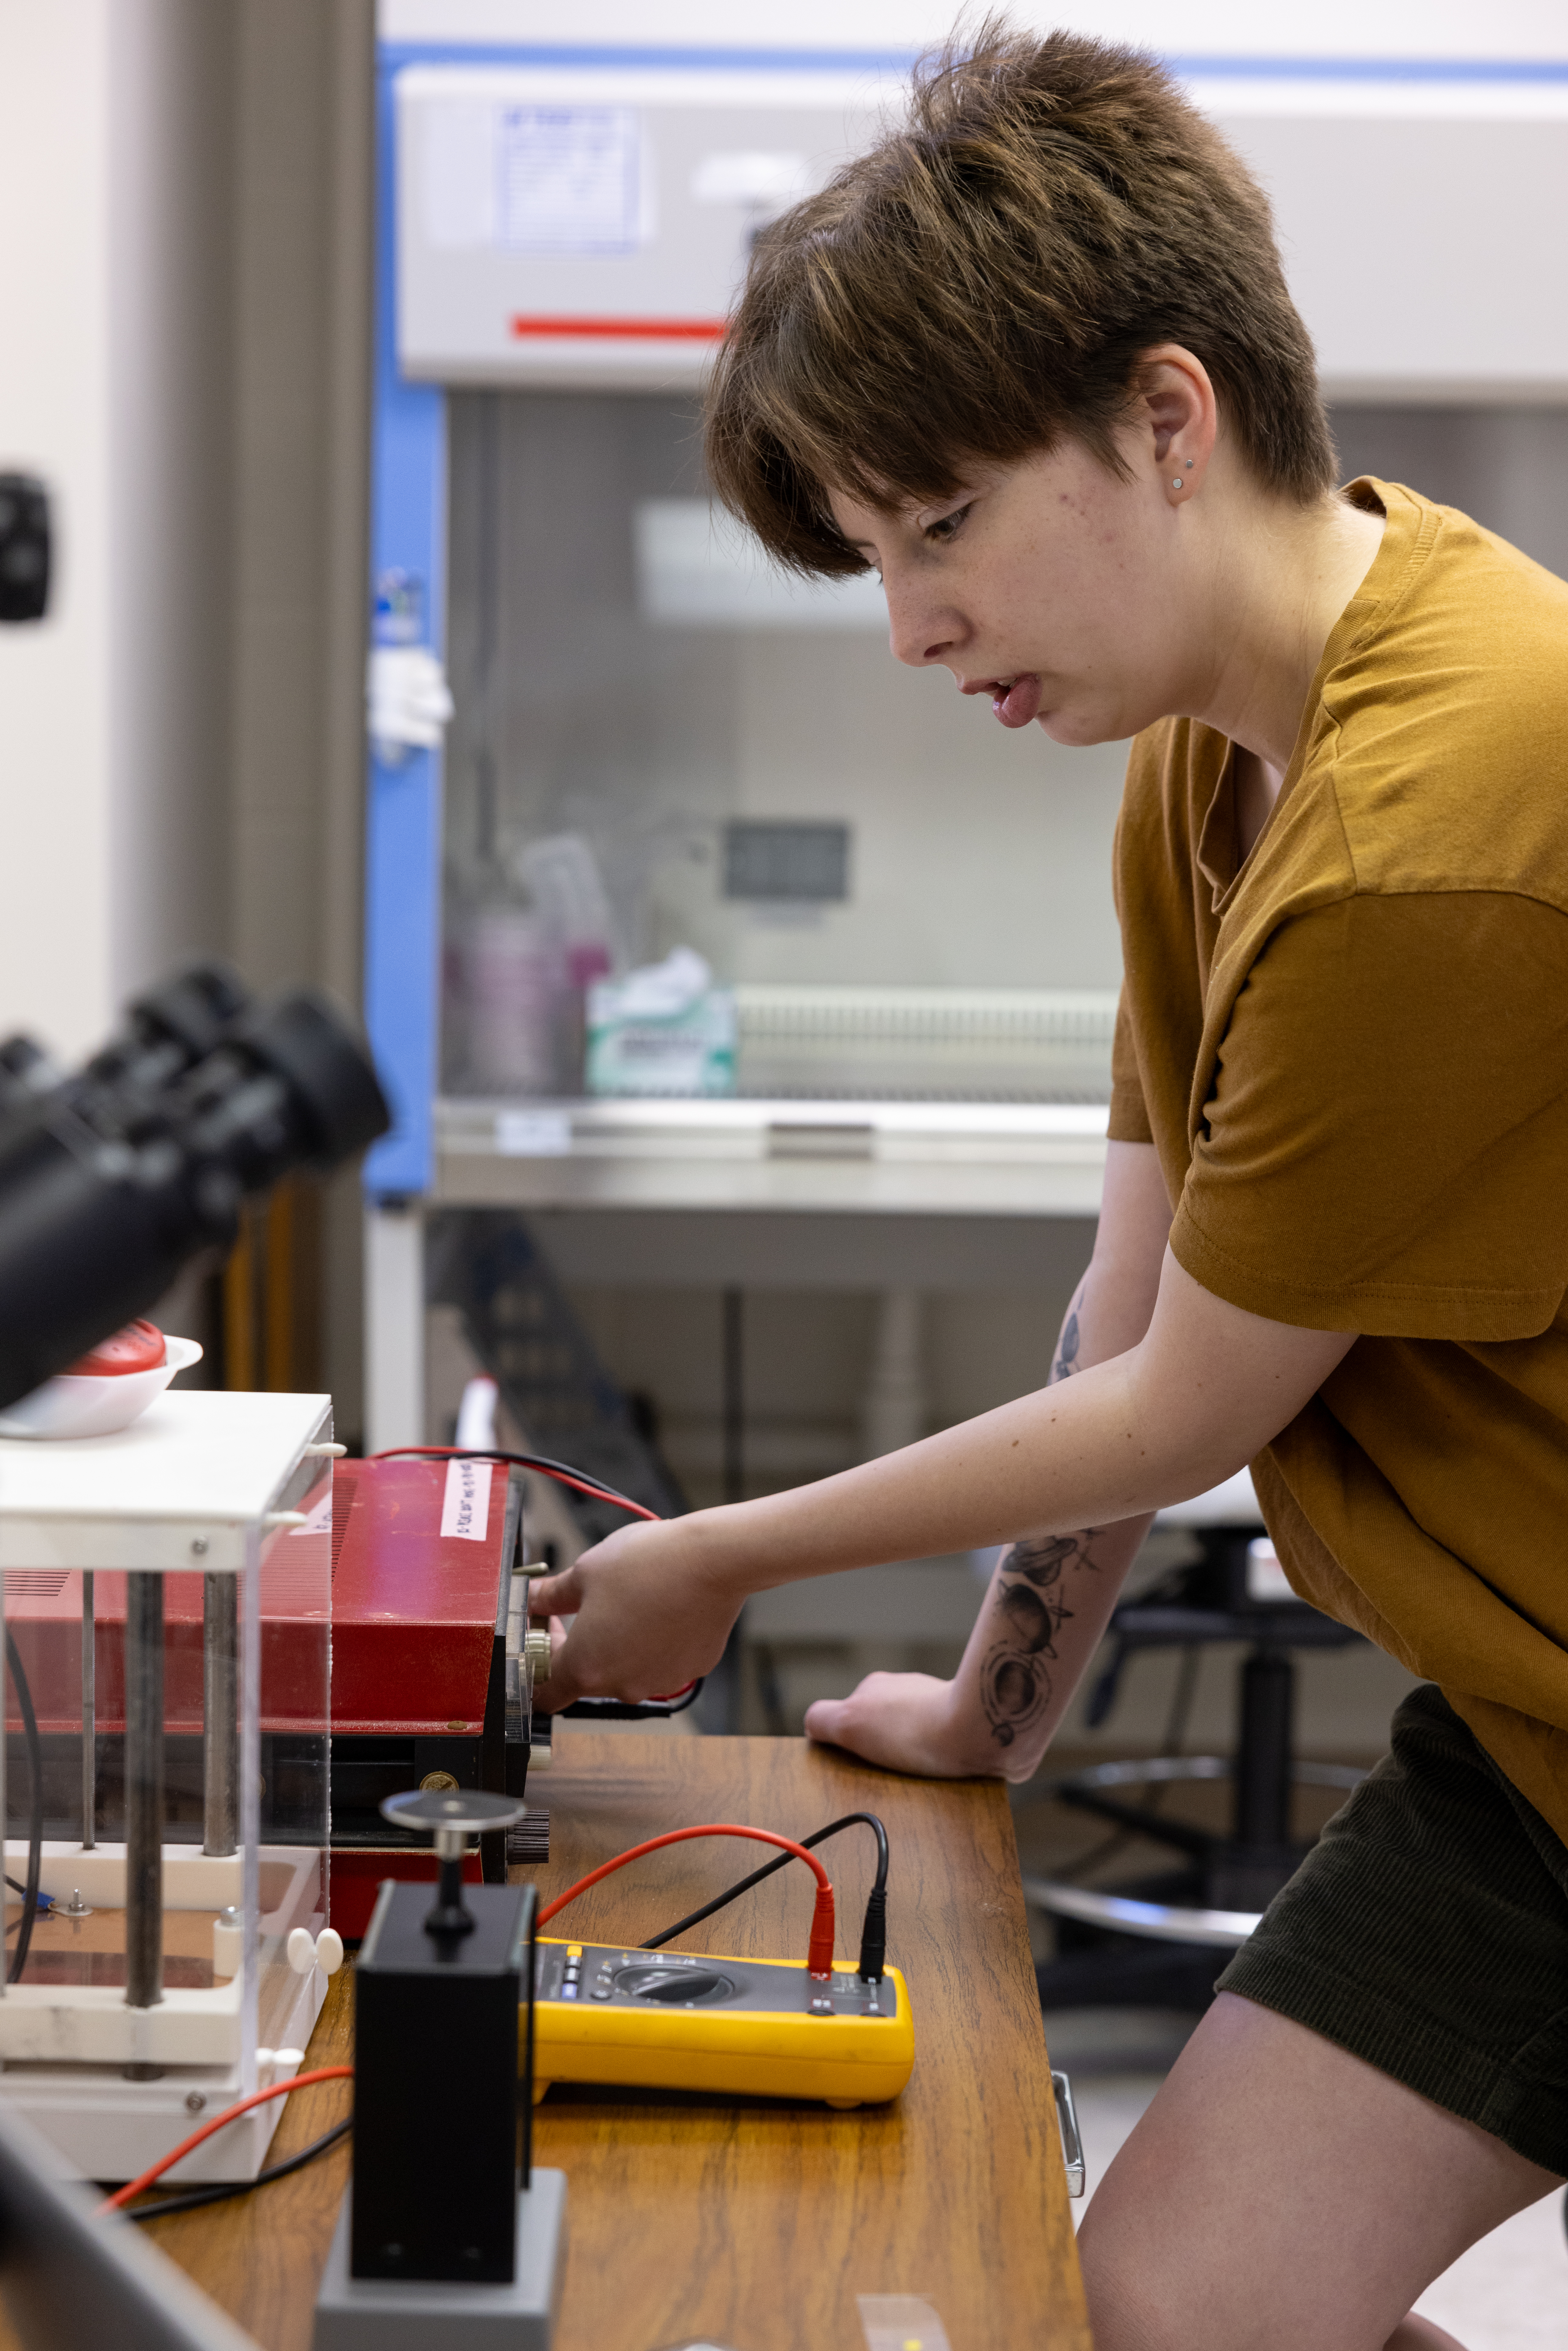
[923, 503, 973, 545]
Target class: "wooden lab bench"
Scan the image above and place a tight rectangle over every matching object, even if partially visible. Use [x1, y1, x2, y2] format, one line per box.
[101, 1733, 1093, 2350]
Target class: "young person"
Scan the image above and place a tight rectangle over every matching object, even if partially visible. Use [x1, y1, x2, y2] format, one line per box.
[533, 24, 1568, 2347]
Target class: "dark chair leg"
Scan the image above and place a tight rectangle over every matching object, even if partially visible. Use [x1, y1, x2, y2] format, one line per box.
[1235, 1646, 1294, 1847]
[1205, 1646, 1302, 1910]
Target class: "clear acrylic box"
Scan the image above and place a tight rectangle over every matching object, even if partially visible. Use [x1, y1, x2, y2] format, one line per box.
[0, 1390, 334, 2181]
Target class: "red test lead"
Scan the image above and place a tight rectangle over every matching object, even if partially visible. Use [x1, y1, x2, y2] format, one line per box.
[101, 2067, 355, 2214]
[537, 1825, 837, 1977]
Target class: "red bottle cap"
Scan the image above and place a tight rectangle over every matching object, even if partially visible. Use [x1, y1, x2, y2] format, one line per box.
[67, 1320, 167, 1377]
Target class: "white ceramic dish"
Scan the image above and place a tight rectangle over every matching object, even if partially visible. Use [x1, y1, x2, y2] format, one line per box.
[0, 1335, 204, 1442]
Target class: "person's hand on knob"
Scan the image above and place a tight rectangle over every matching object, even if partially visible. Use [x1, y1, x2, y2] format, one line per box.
[529, 1515, 743, 1709]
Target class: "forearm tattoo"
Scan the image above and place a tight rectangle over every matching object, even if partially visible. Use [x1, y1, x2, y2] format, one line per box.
[1050, 1280, 1085, 1384]
[980, 1532, 1098, 1747]
[981, 1281, 1096, 1750]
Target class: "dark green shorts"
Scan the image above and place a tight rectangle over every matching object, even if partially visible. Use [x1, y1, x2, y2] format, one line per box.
[1217, 1683, 1568, 2177]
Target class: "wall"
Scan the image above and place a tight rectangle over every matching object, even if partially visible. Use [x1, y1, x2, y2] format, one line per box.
[106, 3, 237, 1021]
[227, 0, 376, 1421]
[0, 3, 241, 1061]
[0, 1, 376, 1421]
[0, 2, 119, 1058]
[1333, 407, 1568, 582]
[228, 0, 373, 1015]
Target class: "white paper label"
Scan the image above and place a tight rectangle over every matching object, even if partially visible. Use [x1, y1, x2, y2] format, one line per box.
[441, 1459, 493, 1542]
[495, 1108, 572, 1157]
[422, 98, 499, 247]
[498, 104, 641, 253]
[289, 1489, 334, 1539]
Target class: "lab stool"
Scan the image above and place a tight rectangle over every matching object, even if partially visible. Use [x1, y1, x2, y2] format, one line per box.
[1029, 1474, 1365, 2009]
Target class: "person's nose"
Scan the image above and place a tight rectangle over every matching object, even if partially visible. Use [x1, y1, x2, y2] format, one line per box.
[883, 570, 961, 671]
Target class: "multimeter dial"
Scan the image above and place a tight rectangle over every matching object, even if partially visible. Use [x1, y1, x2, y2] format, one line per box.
[614, 1964, 735, 2006]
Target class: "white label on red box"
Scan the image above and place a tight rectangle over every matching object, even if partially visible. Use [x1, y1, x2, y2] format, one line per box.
[289, 1488, 334, 1539]
[441, 1458, 492, 1541]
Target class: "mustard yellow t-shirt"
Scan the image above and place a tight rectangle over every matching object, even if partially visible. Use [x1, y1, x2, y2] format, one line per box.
[1110, 478, 1568, 1838]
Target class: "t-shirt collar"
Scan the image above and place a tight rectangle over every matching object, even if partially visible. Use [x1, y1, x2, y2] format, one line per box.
[1196, 478, 1411, 916]
[1195, 741, 1241, 906]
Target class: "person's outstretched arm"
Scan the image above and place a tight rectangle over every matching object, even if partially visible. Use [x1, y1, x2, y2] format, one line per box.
[802, 1138, 1174, 1779]
[530, 1143, 1355, 1717]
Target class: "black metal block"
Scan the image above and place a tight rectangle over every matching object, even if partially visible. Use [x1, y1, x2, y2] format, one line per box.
[352, 1881, 528, 2285]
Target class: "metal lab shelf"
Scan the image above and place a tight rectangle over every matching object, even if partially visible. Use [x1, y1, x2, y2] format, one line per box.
[433, 1097, 1110, 1218]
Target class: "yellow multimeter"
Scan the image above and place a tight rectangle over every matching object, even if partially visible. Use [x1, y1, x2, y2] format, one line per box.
[527, 1936, 915, 2108]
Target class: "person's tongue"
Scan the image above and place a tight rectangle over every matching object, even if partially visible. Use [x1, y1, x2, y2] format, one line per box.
[991, 673, 1042, 729]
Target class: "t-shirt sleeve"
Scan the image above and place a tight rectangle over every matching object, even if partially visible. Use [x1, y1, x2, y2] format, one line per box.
[1170, 892, 1568, 1339]
[1107, 986, 1155, 1144]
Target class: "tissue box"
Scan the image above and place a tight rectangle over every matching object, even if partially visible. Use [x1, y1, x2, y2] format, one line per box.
[586, 982, 736, 1097]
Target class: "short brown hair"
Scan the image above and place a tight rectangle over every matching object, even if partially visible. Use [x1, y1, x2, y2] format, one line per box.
[705, 19, 1337, 574]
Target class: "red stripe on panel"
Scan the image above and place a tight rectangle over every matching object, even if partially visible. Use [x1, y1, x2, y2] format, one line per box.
[510, 315, 727, 341]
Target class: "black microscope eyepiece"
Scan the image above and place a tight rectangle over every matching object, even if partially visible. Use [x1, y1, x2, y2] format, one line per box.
[0, 973, 389, 1411]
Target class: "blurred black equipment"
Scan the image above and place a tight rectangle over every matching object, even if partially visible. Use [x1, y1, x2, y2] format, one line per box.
[0, 963, 389, 1411]
[0, 474, 50, 623]
[0, 964, 251, 1126]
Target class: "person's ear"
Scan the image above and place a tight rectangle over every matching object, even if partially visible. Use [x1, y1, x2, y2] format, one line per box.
[1135, 345, 1218, 505]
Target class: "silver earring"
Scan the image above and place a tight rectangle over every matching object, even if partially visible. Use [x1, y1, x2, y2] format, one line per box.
[1171, 477, 1184, 489]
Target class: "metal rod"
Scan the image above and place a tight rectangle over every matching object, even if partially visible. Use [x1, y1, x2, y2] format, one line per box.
[426, 1823, 474, 1940]
[80, 1570, 95, 1850]
[124, 1572, 164, 2011]
[202, 1572, 239, 1857]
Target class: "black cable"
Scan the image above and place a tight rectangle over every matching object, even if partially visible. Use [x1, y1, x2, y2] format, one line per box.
[5, 1631, 43, 1985]
[123, 2116, 352, 2223]
[375, 1447, 705, 1716]
[641, 1813, 890, 1979]
[373, 1446, 660, 1523]
[3, 1872, 49, 1938]
[563, 1680, 703, 1720]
